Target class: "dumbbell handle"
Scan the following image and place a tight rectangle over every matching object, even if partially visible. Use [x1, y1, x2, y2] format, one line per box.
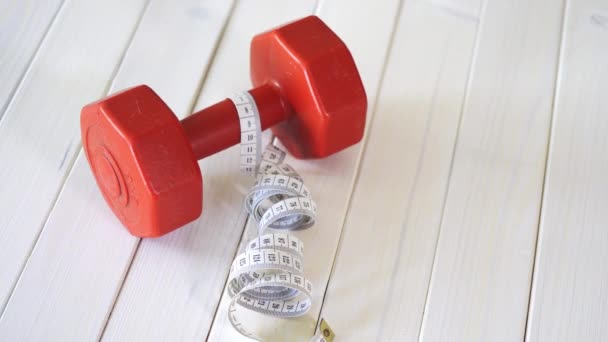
[181, 84, 290, 160]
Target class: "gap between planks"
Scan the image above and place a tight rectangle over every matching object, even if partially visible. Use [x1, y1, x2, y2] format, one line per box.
[417, 0, 486, 338]
[525, 0, 608, 340]
[522, 0, 568, 338]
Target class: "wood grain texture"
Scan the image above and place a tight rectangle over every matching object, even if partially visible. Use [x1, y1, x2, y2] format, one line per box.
[526, 1, 608, 341]
[206, 0, 402, 340]
[0, 0, 148, 315]
[0, 0, 63, 118]
[101, 2, 315, 341]
[318, 0, 481, 340]
[418, 0, 564, 341]
[0, 1, 233, 340]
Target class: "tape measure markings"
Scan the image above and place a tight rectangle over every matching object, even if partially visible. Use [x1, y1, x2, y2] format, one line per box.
[226, 92, 318, 340]
[231, 92, 262, 175]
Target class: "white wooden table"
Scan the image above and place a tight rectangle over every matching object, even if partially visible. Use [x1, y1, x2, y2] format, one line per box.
[1, 0, 606, 341]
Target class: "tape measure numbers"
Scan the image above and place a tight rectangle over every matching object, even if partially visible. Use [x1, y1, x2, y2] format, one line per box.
[227, 92, 318, 340]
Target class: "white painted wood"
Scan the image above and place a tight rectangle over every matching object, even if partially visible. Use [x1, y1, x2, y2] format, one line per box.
[0, 0, 148, 314]
[206, 0, 402, 341]
[418, 0, 564, 341]
[428, 0, 480, 20]
[0, 0, 63, 117]
[317, 1, 481, 341]
[3, 1, 599, 340]
[101, 2, 316, 341]
[526, 1, 608, 341]
[0, 1, 233, 341]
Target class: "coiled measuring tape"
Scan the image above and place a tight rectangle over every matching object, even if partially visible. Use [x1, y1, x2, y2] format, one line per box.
[228, 92, 329, 341]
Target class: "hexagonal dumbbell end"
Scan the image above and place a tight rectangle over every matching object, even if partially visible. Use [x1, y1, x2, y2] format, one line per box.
[81, 85, 202, 237]
[251, 16, 367, 158]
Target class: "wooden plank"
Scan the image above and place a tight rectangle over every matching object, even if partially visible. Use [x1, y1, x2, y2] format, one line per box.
[100, 2, 316, 341]
[526, 1, 608, 341]
[418, 0, 564, 341]
[0, 1, 233, 340]
[206, 0, 402, 341]
[0, 0, 63, 118]
[317, 0, 481, 341]
[0, 0, 148, 313]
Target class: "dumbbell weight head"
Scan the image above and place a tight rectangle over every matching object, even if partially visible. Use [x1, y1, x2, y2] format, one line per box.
[251, 15, 367, 158]
[81, 15, 366, 237]
[81, 86, 202, 237]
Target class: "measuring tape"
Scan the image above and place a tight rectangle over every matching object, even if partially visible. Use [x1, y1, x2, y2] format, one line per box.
[227, 92, 329, 341]
[231, 91, 262, 175]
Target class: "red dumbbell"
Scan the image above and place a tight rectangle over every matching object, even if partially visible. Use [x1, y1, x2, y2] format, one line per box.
[81, 15, 367, 237]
